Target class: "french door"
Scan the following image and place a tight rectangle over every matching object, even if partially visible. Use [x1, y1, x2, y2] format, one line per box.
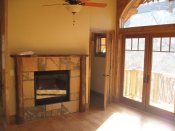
[121, 34, 175, 119]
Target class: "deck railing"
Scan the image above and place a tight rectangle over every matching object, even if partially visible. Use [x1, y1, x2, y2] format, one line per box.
[124, 69, 175, 105]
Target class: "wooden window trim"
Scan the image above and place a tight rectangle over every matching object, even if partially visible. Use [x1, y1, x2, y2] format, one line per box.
[94, 33, 107, 57]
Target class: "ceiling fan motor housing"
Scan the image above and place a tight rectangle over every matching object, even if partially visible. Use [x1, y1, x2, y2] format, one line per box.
[65, 0, 82, 5]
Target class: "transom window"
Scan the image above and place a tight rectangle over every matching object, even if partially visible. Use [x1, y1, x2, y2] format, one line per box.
[124, 0, 175, 28]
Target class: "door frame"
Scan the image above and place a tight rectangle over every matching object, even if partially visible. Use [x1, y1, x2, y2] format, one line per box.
[88, 29, 115, 110]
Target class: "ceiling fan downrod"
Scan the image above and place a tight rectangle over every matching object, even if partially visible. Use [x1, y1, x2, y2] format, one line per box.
[72, 12, 76, 26]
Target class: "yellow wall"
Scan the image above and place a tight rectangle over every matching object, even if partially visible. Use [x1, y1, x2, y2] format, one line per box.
[8, 0, 116, 115]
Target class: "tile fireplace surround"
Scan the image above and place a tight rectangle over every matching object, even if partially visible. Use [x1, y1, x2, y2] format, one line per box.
[12, 54, 87, 124]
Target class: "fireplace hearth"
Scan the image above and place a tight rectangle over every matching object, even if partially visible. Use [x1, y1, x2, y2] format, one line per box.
[34, 70, 70, 106]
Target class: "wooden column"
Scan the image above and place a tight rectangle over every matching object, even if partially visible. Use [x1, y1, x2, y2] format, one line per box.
[14, 57, 24, 124]
[0, 0, 8, 121]
[79, 56, 86, 112]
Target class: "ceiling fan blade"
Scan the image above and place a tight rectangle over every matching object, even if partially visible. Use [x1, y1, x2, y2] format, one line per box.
[84, 2, 107, 8]
[42, 3, 64, 6]
[79, 0, 90, 2]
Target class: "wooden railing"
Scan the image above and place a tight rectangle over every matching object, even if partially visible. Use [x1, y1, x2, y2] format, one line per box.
[124, 69, 175, 104]
[151, 72, 175, 104]
[124, 69, 143, 101]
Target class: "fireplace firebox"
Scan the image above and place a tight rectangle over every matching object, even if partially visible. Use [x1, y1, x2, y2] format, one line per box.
[34, 70, 70, 106]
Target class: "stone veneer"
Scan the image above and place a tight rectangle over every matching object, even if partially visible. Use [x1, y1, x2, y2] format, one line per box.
[20, 56, 81, 121]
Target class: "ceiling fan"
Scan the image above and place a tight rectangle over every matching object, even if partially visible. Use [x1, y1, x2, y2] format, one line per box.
[43, 0, 107, 25]
[43, 0, 107, 8]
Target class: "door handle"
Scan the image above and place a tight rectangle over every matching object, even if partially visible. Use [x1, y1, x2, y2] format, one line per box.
[144, 75, 150, 83]
[103, 74, 110, 77]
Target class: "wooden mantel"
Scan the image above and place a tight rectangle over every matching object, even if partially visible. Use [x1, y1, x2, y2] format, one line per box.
[11, 54, 88, 57]
[11, 54, 88, 124]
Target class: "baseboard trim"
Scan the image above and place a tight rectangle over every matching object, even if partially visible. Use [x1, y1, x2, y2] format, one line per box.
[90, 90, 104, 98]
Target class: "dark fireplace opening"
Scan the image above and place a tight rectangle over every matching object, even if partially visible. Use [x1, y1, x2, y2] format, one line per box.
[34, 70, 70, 106]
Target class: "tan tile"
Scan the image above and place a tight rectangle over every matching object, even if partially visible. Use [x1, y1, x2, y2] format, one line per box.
[59, 57, 71, 70]
[22, 72, 29, 81]
[23, 81, 34, 99]
[28, 72, 34, 80]
[46, 103, 61, 111]
[59, 64, 68, 70]
[46, 57, 59, 70]
[70, 77, 80, 93]
[71, 57, 80, 64]
[24, 99, 34, 108]
[63, 100, 79, 113]
[22, 58, 38, 71]
[70, 70, 80, 77]
[23, 72, 34, 81]
[38, 57, 46, 71]
[70, 57, 80, 70]
[70, 93, 80, 101]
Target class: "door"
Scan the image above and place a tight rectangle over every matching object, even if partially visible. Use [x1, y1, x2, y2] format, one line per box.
[121, 34, 175, 119]
[146, 35, 175, 118]
[121, 35, 148, 109]
[104, 31, 114, 110]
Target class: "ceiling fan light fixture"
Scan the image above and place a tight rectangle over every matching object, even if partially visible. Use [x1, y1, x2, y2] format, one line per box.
[65, 4, 83, 26]
[65, 4, 83, 13]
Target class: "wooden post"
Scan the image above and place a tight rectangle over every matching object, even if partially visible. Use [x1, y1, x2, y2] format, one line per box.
[153, 73, 158, 102]
[135, 71, 138, 97]
[79, 56, 86, 112]
[14, 57, 24, 124]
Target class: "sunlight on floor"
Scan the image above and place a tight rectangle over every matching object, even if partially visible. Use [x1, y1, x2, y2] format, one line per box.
[96, 113, 173, 131]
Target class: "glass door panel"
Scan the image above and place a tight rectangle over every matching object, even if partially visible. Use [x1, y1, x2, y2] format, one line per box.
[123, 37, 145, 102]
[150, 37, 175, 112]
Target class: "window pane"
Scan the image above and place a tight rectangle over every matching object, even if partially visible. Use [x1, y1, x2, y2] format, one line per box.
[96, 38, 100, 53]
[124, 50, 144, 102]
[170, 37, 175, 52]
[150, 51, 175, 112]
[162, 37, 169, 52]
[101, 38, 106, 45]
[153, 38, 161, 51]
[139, 38, 145, 50]
[96, 41, 100, 52]
[132, 38, 138, 50]
[125, 38, 131, 50]
[94, 33, 106, 57]
[101, 45, 106, 53]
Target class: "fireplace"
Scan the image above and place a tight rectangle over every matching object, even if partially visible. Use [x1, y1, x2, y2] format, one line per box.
[34, 70, 70, 106]
[12, 55, 87, 123]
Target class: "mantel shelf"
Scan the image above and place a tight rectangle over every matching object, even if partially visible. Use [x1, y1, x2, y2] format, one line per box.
[11, 54, 88, 58]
